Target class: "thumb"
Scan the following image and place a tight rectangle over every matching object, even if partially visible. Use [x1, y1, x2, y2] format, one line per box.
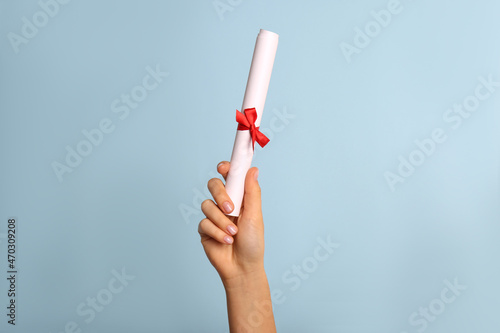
[242, 167, 261, 219]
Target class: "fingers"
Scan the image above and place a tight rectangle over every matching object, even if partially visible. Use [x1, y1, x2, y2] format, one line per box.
[198, 218, 234, 245]
[200, 199, 238, 243]
[207, 177, 234, 214]
[242, 167, 262, 219]
[217, 161, 230, 181]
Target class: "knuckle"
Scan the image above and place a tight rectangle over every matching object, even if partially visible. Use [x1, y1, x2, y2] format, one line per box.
[207, 178, 220, 190]
[245, 216, 257, 225]
[253, 184, 261, 196]
[201, 199, 212, 211]
[198, 218, 208, 228]
[243, 215, 262, 227]
[198, 218, 211, 233]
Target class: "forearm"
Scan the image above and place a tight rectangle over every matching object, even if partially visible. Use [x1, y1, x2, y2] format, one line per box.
[224, 270, 276, 333]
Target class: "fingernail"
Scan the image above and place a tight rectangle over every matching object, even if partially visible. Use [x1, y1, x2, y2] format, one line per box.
[227, 225, 237, 235]
[223, 201, 233, 213]
[224, 235, 233, 244]
[254, 169, 259, 180]
[217, 162, 225, 169]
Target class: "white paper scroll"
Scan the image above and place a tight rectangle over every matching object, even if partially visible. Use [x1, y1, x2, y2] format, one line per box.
[225, 29, 279, 217]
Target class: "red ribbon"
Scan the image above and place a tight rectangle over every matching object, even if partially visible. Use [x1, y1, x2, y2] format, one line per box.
[236, 108, 270, 150]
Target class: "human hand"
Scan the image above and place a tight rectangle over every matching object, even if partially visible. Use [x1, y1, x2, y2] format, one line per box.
[198, 161, 265, 288]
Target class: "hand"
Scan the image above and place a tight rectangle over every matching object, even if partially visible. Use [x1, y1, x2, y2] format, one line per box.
[199, 161, 276, 332]
[198, 161, 265, 287]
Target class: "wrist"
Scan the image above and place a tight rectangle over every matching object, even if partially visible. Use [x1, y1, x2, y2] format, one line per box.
[222, 266, 268, 292]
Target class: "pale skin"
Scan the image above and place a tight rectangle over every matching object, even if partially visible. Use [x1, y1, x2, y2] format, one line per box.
[198, 161, 276, 332]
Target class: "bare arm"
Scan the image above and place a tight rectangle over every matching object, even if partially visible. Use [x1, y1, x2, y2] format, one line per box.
[224, 269, 276, 332]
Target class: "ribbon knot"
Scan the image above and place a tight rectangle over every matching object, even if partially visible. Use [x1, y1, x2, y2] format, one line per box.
[236, 108, 270, 150]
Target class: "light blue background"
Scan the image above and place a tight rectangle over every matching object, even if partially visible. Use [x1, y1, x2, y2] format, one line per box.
[1, 0, 499, 332]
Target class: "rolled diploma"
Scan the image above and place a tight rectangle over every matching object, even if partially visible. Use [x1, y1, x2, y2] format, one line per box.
[225, 29, 279, 217]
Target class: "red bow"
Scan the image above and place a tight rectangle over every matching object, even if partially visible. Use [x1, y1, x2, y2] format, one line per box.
[236, 108, 270, 150]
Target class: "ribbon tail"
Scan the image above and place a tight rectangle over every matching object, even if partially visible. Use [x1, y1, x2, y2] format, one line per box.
[252, 129, 257, 150]
[255, 131, 270, 148]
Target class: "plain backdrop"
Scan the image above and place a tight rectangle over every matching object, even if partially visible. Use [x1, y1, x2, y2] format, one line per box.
[0, 0, 499, 332]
